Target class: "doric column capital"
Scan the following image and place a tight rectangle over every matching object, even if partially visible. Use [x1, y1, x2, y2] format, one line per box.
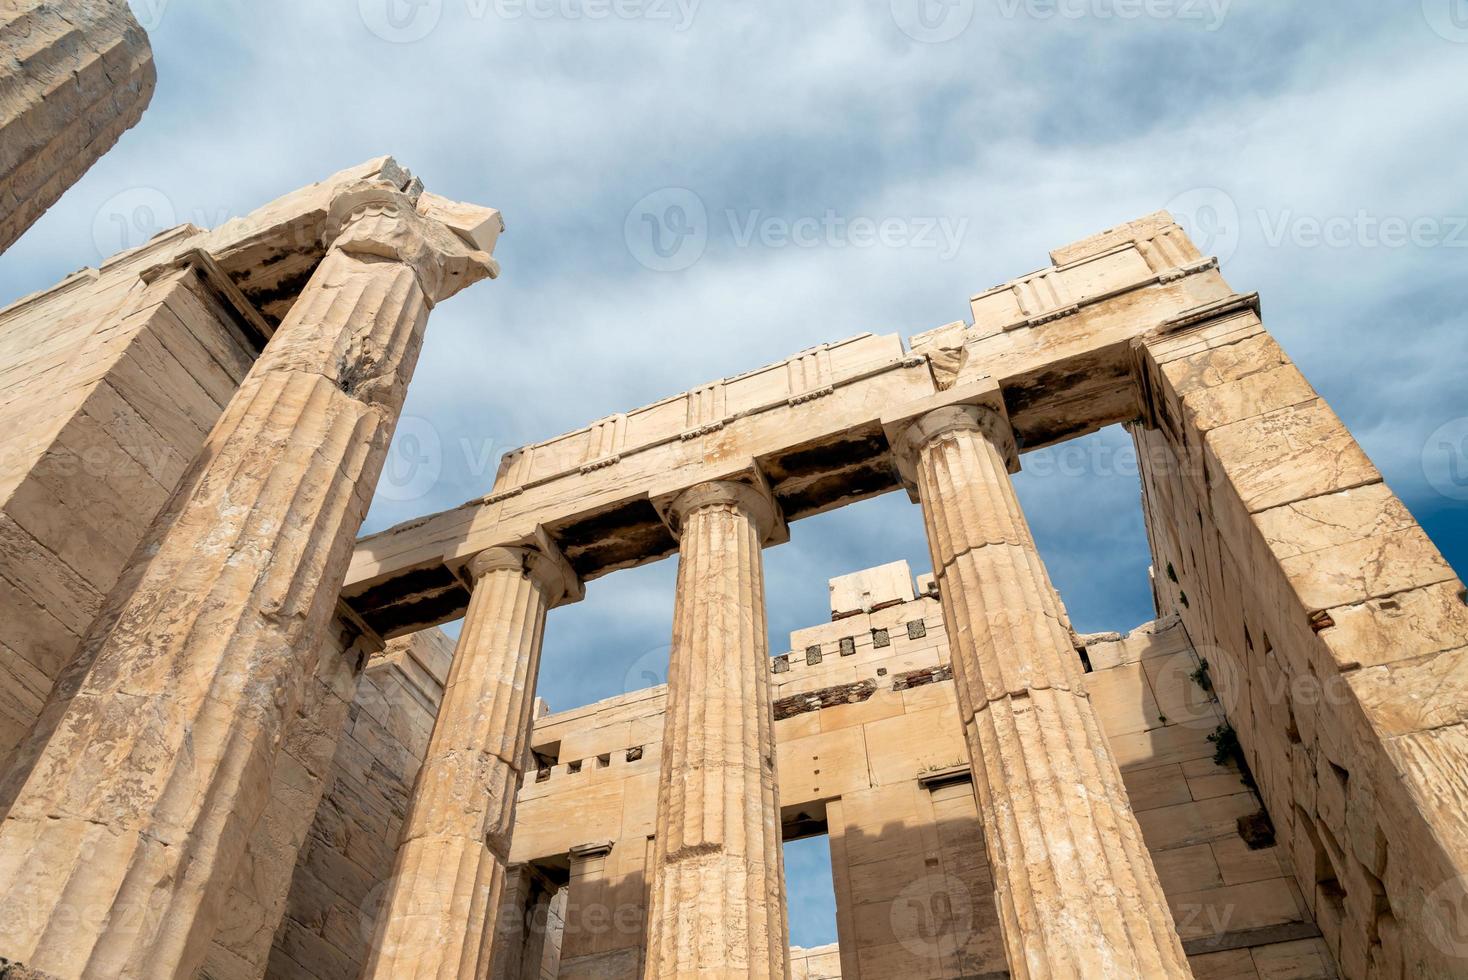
[665, 479, 780, 543]
[891, 403, 1018, 488]
[463, 543, 582, 609]
[324, 180, 500, 305]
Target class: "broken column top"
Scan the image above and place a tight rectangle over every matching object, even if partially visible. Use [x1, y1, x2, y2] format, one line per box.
[828, 560, 916, 620]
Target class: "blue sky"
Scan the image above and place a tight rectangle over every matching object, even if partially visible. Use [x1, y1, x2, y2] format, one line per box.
[4, 0, 1466, 949]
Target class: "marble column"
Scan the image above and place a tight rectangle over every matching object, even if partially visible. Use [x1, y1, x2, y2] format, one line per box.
[895, 405, 1191, 979]
[644, 481, 789, 979]
[363, 544, 579, 979]
[0, 181, 497, 979]
[489, 863, 558, 980]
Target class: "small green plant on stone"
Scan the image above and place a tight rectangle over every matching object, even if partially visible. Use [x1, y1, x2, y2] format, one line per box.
[1207, 723, 1241, 767]
[1190, 658, 1213, 693]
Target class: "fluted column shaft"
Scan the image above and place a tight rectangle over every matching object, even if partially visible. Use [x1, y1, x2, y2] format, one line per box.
[645, 482, 789, 979]
[1, 0, 155, 253]
[0, 182, 497, 979]
[901, 406, 1190, 980]
[363, 545, 577, 980]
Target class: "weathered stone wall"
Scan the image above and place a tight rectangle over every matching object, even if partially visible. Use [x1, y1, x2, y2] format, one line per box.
[0, 0, 155, 253]
[789, 943, 841, 979]
[265, 629, 456, 980]
[1131, 300, 1468, 978]
[0, 235, 262, 776]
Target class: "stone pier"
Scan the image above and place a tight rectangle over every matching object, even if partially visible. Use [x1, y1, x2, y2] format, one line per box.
[363, 542, 580, 979]
[892, 397, 1192, 978]
[0, 181, 497, 979]
[644, 480, 790, 978]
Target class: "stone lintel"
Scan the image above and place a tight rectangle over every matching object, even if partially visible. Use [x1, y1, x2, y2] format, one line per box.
[343, 216, 1232, 637]
[139, 247, 275, 351]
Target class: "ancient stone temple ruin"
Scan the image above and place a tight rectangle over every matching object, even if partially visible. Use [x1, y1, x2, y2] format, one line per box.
[1, 150, 1466, 979]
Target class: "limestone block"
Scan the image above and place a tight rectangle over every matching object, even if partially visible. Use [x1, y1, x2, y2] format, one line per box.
[1123, 763, 1195, 813]
[1250, 938, 1334, 978]
[1319, 581, 1468, 671]
[1152, 842, 1225, 894]
[1189, 946, 1258, 979]
[1167, 878, 1303, 942]
[1204, 399, 1380, 515]
[1109, 719, 1217, 773]
[1346, 647, 1468, 739]
[1084, 659, 1165, 736]
[1136, 792, 1265, 852]
[777, 727, 870, 807]
[1277, 525, 1456, 614]
[1211, 835, 1284, 887]
[862, 705, 967, 786]
[827, 559, 915, 618]
[1048, 210, 1192, 265]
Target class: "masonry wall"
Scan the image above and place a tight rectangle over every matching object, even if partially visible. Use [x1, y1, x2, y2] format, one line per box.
[0, 242, 261, 776]
[0, 0, 155, 253]
[1132, 305, 1468, 979]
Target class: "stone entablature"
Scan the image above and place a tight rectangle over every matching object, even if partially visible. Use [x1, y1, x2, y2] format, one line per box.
[343, 213, 1234, 640]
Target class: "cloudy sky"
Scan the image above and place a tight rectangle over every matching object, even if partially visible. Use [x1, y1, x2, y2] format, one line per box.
[5, 0, 1467, 948]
